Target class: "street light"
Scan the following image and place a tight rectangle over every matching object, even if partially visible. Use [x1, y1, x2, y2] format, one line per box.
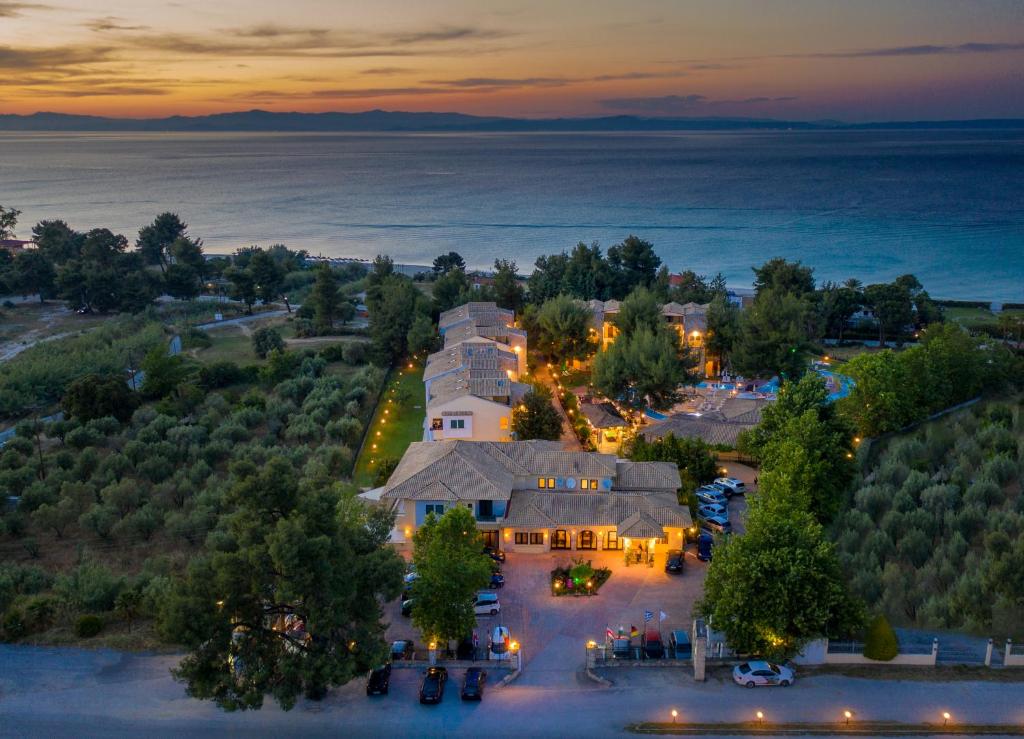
[756, 711, 764, 725]
[844, 710, 853, 725]
[671, 709, 678, 724]
[943, 712, 951, 726]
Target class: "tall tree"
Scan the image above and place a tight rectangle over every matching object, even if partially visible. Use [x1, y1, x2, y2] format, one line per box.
[752, 257, 815, 297]
[308, 264, 341, 333]
[732, 288, 820, 380]
[364, 254, 395, 313]
[139, 346, 192, 399]
[406, 312, 438, 356]
[864, 282, 913, 346]
[249, 249, 285, 306]
[62, 373, 139, 423]
[31, 220, 82, 264]
[527, 251, 569, 304]
[512, 385, 563, 441]
[432, 267, 471, 314]
[607, 235, 660, 297]
[670, 270, 712, 304]
[13, 250, 56, 302]
[369, 276, 422, 364]
[706, 293, 741, 369]
[225, 266, 258, 314]
[819, 280, 862, 341]
[535, 294, 595, 365]
[161, 460, 404, 710]
[563, 241, 611, 300]
[431, 251, 466, 274]
[137, 213, 187, 272]
[614, 286, 663, 339]
[492, 259, 524, 314]
[700, 496, 862, 660]
[592, 326, 695, 409]
[411, 506, 493, 645]
[0, 204, 19, 239]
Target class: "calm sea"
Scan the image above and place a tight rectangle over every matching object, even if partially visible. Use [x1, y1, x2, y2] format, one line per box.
[1, 130, 1022, 301]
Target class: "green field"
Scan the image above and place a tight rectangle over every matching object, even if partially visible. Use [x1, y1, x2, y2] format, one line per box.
[352, 363, 426, 487]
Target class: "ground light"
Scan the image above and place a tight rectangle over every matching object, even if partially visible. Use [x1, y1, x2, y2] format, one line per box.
[756, 711, 764, 725]
[671, 709, 678, 723]
[943, 712, 951, 726]
[844, 710, 853, 725]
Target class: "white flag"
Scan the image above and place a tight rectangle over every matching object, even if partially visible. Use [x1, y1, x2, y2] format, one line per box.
[659, 611, 668, 622]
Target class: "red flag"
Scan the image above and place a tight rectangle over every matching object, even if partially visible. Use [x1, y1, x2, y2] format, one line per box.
[605, 627, 615, 640]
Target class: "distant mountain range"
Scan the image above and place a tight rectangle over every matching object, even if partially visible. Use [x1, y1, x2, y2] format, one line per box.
[1, 109, 1023, 132]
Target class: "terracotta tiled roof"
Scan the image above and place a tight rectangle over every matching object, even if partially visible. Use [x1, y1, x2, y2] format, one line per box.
[503, 489, 690, 531]
[424, 341, 517, 382]
[642, 413, 755, 447]
[613, 460, 681, 491]
[438, 302, 514, 331]
[579, 401, 625, 429]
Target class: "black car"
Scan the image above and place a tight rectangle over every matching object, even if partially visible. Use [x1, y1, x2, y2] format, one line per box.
[366, 664, 391, 696]
[488, 572, 505, 589]
[460, 667, 487, 700]
[664, 549, 684, 574]
[484, 546, 506, 563]
[401, 598, 414, 617]
[419, 666, 448, 704]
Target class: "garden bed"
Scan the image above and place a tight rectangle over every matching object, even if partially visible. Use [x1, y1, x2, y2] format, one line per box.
[550, 559, 612, 596]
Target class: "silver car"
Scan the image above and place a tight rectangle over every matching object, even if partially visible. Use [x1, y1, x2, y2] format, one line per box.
[733, 660, 795, 688]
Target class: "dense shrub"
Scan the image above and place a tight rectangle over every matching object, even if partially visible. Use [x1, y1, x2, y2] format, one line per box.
[56, 561, 124, 612]
[75, 614, 104, 638]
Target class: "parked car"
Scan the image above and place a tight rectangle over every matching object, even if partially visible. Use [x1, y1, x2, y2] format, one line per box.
[669, 630, 692, 659]
[701, 515, 732, 534]
[733, 661, 795, 688]
[391, 640, 414, 660]
[419, 666, 448, 704]
[489, 625, 511, 659]
[488, 572, 505, 589]
[474, 593, 500, 616]
[461, 667, 487, 700]
[484, 546, 505, 563]
[698, 503, 728, 519]
[403, 571, 419, 585]
[697, 532, 714, 561]
[642, 627, 664, 659]
[401, 598, 414, 617]
[715, 477, 746, 495]
[664, 549, 685, 574]
[366, 663, 392, 695]
[696, 488, 728, 506]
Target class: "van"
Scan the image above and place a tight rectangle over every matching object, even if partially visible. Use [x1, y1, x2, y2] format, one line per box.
[642, 628, 664, 659]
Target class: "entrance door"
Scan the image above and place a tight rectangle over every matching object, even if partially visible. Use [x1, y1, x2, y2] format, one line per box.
[481, 531, 498, 549]
[578, 530, 595, 550]
[551, 529, 568, 549]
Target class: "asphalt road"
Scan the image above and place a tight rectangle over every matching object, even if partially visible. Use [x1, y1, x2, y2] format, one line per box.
[2, 644, 1023, 738]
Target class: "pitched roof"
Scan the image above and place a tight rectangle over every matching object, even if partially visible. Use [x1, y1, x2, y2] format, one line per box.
[438, 302, 514, 331]
[442, 321, 526, 348]
[614, 460, 681, 491]
[424, 341, 517, 382]
[427, 369, 516, 406]
[617, 511, 665, 538]
[382, 442, 514, 501]
[503, 489, 691, 531]
[579, 401, 626, 429]
[642, 413, 756, 447]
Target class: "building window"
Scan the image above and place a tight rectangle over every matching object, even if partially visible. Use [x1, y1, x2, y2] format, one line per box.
[606, 531, 621, 550]
[449, 418, 465, 430]
[478, 500, 493, 519]
[424, 503, 445, 517]
[529, 532, 544, 545]
[551, 529, 569, 549]
[431, 418, 443, 431]
[538, 478, 547, 489]
[547, 477, 556, 489]
[500, 416, 509, 430]
[514, 532, 528, 545]
[578, 530, 595, 550]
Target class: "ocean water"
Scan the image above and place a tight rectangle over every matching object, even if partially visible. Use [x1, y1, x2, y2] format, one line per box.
[1, 129, 1022, 301]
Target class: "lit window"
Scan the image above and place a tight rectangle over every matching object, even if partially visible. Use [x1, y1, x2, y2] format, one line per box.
[547, 478, 556, 489]
[538, 478, 547, 489]
[500, 416, 509, 430]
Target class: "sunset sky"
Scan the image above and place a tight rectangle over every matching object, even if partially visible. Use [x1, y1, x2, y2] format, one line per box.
[1, 0, 1022, 120]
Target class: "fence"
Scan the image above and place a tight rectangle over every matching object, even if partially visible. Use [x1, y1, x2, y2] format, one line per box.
[1007, 640, 1024, 668]
[795, 638, 938, 666]
[586, 644, 690, 669]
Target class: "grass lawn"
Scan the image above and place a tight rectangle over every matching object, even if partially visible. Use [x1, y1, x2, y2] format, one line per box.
[352, 362, 425, 487]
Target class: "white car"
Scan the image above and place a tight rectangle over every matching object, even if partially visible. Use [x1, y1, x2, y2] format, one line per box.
[733, 661, 795, 688]
[474, 593, 500, 616]
[715, 477, 746, 496]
